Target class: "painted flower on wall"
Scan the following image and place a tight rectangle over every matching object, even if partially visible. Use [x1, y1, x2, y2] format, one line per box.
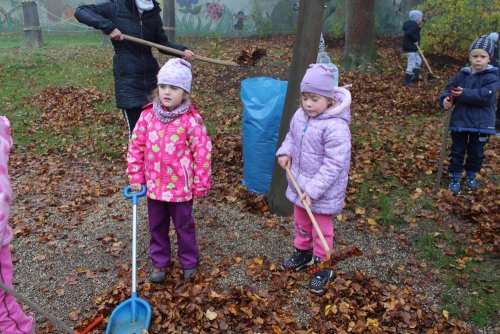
[176, 0, 199, 9]
[177, 0, 201, 14]
[206, 1, 224, 21]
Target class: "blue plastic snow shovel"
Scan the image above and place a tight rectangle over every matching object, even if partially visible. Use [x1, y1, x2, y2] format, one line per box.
[106, 185, 151, 334]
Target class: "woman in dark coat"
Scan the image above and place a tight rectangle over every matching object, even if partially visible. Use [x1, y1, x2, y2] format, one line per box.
[75, 0, 195, 136]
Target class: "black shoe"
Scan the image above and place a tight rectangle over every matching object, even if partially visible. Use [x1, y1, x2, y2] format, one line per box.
[281, 248, 313, 271]
[309, 269, 334, 294]
[412, 68, 422, 82]
[402, 73, 414, 86]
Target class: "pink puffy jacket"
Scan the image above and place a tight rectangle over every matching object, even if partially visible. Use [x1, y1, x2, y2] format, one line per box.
[0, 116, 13, 247]
[127, 104, 212, 202]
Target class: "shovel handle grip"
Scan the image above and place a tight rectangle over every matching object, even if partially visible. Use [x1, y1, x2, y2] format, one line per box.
[124, 185, 146, 205]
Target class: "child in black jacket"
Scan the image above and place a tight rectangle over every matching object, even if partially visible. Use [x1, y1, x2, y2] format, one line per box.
[438, 35, 500, 194]
[402, 10, 423, 86]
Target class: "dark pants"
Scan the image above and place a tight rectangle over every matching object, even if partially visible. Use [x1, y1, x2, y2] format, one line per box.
[147, 199, 199, 270]
[122, 107, 143, 138]
[448, 132, 489, 177]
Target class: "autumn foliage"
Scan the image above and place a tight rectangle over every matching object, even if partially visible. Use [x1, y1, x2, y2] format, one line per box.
[8, 35, 497, 333]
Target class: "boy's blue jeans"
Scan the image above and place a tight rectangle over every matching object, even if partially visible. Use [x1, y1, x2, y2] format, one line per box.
[405, 52, 422, 74]
[448, 132, 489, 178]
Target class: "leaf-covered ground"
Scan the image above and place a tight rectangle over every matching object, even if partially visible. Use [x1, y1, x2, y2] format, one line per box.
[7, 35, 498, 333]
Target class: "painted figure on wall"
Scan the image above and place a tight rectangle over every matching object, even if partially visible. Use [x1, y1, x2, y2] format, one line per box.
[0, 0, 422, 37]
[233, 10, 247, 30]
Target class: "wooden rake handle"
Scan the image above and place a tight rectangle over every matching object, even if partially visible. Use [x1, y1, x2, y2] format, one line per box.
[122, 34, 239, 67]
[0, 281, 103, 334]
[434, 104, 454, 193]
[285, 166, 331, 258]
[0, 281, 74, 333]
[415, 43, 434, 76]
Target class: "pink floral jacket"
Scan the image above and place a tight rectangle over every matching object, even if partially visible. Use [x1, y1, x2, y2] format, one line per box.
[127, 104, 212, 202]
[0, 116, 13, 247]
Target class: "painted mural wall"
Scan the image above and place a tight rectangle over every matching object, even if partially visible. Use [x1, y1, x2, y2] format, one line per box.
[0, 0, 422, 36]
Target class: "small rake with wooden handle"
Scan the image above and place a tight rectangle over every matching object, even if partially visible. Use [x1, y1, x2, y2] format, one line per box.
[434, 88, 458, 193]
[285, 166, 331, 258]
[415, 42, 436, 79]
[122, 34, 239, 67]
[0, 281, 103, 334]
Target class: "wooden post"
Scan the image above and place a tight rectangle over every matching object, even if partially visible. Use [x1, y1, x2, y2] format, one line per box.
[267, 0, 324, 216]
[22, 1, 43, 48]
[163, 0, 176, 43]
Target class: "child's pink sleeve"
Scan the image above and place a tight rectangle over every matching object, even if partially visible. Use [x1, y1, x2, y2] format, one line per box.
[0, 116, 13, 247]
[126, 113, 148, 185]
[188, 108, 212, 198]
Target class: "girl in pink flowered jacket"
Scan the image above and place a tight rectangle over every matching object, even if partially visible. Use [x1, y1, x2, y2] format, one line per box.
[127, 59, 212, 283]
[0, 116, 35, 334]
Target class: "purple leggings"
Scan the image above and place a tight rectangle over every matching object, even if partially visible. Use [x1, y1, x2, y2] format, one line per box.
[147, 199, 199, 270]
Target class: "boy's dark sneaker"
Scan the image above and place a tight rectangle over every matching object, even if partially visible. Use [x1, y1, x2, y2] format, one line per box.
[402, 73, 414, 86]
[448, 179, 461, 195]
[281, 248, 314, 271]
[465, 177, 478, 190]
[412, 68, 422, 82]
[309, 269, 334, 294]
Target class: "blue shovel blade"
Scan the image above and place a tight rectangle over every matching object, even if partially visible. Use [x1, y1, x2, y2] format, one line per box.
[105, 295, 152, 334]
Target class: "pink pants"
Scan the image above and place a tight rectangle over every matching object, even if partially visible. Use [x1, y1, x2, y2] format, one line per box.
[0, 245, 35, 334]
[293, 205, 334, 260]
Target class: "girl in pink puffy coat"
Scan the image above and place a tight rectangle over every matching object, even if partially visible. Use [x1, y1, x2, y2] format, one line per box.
[127, 58, 212, 283]
[0, 116, 35, 334]
[276, 64, 352, 294]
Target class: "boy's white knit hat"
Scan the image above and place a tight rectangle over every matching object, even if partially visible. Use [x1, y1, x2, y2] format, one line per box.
[409, 10, 423, 22]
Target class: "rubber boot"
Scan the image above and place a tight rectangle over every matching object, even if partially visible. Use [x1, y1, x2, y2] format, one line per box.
[402, 73, 414, 86]
[412, 68, 422, 82]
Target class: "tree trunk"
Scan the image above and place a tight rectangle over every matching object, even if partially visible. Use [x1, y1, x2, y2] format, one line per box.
[267, 0, 324, 216]
[163, 0, 176, 43]
[22, 1, 43, 48]
[343, 0, 376, 71]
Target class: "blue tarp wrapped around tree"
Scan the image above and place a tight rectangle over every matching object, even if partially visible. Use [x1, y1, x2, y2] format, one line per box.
[241, 77, 288, 194]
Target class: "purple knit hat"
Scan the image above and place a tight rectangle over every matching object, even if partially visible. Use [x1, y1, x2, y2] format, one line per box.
[157, 58, 192, 93]
[469, 35, 494, 58]
[300, 63, 335, 99]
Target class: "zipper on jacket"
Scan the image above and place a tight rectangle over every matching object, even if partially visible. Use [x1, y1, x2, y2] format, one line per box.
[297, 115, 309, 183]
[182, 165, 190, 194]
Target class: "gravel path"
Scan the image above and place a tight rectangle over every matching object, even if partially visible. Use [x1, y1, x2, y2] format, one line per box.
[9, 187, 494, 333]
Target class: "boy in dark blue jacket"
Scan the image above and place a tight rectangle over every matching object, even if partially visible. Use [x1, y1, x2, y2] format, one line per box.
[402, 10, 423, 86]
[438, 35, 499, 194]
